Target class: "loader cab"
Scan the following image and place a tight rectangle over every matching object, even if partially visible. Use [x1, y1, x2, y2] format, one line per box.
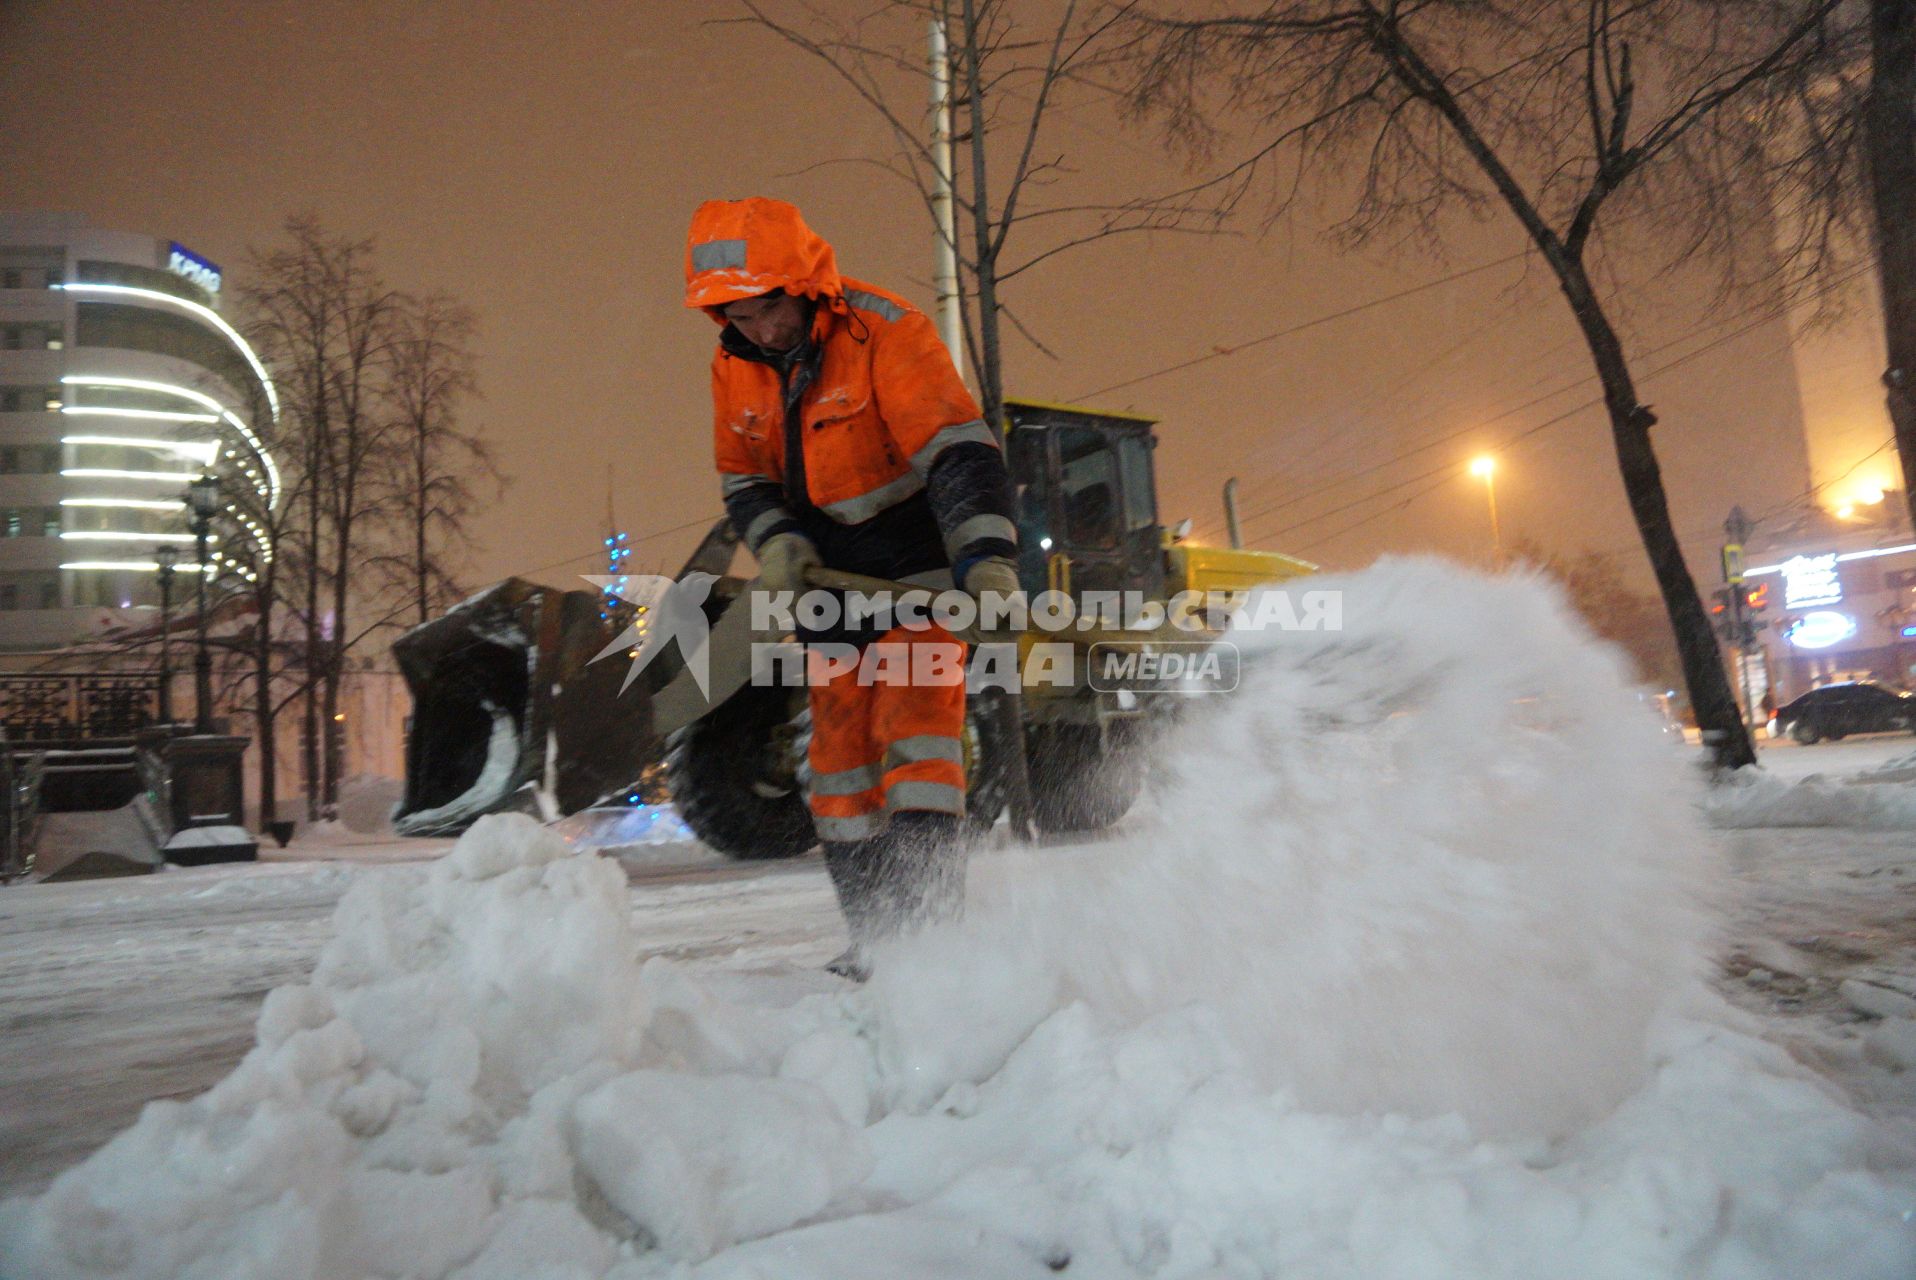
[1003, 399, 1164, 603]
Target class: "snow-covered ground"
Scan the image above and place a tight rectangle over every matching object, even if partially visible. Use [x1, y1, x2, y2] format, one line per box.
[1741, 733, 1916, 783]
[2, 561, 1913, 1278]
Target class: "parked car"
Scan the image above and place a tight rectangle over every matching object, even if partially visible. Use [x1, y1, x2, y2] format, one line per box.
[1768, 682, 1916, 744]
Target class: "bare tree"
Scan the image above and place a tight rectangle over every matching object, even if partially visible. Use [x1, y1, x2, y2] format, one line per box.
[1118, 0, 1871, 768]
[241, 217, 402, 818]
[733, 0, 1212, 432]
[376, 293, 500, 626]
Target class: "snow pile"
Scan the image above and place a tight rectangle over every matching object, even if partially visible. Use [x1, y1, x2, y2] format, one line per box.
[866, 559, 1711, 1138]
[1705, 756, 1916, 829]
[5, 559, 1914, 1279]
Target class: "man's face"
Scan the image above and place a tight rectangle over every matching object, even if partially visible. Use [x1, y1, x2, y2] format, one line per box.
[720, 291, 809, 353]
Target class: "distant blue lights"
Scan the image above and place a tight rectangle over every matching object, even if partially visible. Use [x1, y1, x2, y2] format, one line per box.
[600, 530, 631, 621]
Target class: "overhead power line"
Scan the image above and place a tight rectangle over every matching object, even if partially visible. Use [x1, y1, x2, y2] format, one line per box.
[1268, 284, 1856, 554]
[1072, 251, 1531, 402]
[1243, 262, 1875, 547]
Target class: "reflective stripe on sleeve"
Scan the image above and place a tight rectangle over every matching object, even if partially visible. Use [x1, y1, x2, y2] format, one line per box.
[817, 470, 925, 523]
[944, 513, 1018, 559]
[721, 472, 777, 497]
[745, 508, 793, 550]
[907, 418, 998, 473]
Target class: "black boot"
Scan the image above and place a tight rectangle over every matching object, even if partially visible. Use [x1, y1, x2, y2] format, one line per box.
[820, 811, 966, 980]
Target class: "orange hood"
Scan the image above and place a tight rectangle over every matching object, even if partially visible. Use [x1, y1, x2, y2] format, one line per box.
[684, 198, 843, 319]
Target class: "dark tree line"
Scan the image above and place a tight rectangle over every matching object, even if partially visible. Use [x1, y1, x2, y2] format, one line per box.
[230, 217, 501, 823]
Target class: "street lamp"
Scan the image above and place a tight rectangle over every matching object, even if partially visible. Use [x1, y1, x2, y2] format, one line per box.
[1468, 454, 1503, 565]
[185, 474, 221, 734]
[154, 543, 179, 726]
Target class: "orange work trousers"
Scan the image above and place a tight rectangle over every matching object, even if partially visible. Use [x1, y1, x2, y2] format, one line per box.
[807, 622, 967, 843]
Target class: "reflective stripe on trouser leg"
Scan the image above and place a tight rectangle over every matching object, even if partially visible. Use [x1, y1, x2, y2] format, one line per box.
[870, 622, 968, 817]
[807, 649, 884, 841]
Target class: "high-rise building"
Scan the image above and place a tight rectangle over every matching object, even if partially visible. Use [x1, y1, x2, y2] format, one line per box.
[0, 212, 277, 650]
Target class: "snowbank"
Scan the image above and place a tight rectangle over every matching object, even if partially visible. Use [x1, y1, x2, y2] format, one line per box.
[4, 560, 1913, 1279]
[1705, 752, 1916, 829]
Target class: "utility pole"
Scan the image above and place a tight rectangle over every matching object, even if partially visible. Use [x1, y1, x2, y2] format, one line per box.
[928, 16, 962, 368]
[155, 544, 178, 724]
[187, 475, 221, 734]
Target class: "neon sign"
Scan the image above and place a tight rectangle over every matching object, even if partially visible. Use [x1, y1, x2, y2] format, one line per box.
[1787, 610, 1857, 650]
[1781, 553, 1842, 609]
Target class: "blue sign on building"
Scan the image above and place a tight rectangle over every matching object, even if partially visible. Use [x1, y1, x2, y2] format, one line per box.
[166, 243, 222, 295]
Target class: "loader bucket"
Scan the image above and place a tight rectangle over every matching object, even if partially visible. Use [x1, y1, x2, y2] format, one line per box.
[392, 519, 746, 836]
[391, 578, 659, 835]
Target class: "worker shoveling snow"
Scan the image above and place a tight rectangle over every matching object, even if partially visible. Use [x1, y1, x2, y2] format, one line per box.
[4, 559, 1912, 1279]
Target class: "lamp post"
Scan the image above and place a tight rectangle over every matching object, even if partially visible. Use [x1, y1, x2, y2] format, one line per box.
[1469, 454, 1503, 566]
[154, 543, 179, 726]
[185, 475, 220, 734]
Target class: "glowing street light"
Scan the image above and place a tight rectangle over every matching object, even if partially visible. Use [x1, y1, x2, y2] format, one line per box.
[1468, 455, 1503, 564]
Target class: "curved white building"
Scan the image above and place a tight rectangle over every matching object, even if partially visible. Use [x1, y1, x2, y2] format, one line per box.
[0, 213, 277, 650]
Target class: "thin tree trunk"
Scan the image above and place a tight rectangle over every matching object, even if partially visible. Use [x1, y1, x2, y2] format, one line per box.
[325, 534, 350, 818]
[960, 0, 1006, 435]
[1555, 264, 1756, 768]
[415, 438, 430, 625]
[1868, 0, 1916, 531]
[254, 604, 277, 827]
[303, 488, 321, 823]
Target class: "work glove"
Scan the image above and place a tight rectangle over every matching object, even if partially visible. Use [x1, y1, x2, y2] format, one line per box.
[962, 556, 1025, 623]
[756, 532, 820, 594]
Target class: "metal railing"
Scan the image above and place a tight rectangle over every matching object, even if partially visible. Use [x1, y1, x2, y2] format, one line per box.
[0, 675, 163, 742]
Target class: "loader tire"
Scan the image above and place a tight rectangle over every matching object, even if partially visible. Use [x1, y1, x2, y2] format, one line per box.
[1024, 722, 1146, 835]
[666, 684, 816, 861]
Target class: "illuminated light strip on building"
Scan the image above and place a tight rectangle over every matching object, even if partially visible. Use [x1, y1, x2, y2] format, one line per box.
[61, 468, 204, 482]
[60, 560, 212, 572]
[1744, 541, 1916, 576]
[59, 376, 283, 510]
[59, 406, 218, 425]
[51, 282, 281, 421]
[59, 375, 222, 413]
[59, 531, 205, 543]
[221, 411, 281, 508]
[63, 435, 221, 465]
[60, 498, 185, 511]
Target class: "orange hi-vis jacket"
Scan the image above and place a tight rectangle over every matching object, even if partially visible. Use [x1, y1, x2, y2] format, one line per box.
[685, 198, 1018, 600]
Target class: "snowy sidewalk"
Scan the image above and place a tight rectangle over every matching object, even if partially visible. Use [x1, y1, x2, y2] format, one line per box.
[0, 848, 828, 1200]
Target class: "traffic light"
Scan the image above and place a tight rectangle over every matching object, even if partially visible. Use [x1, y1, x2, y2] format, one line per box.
[1741, 583, 1769, 645]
